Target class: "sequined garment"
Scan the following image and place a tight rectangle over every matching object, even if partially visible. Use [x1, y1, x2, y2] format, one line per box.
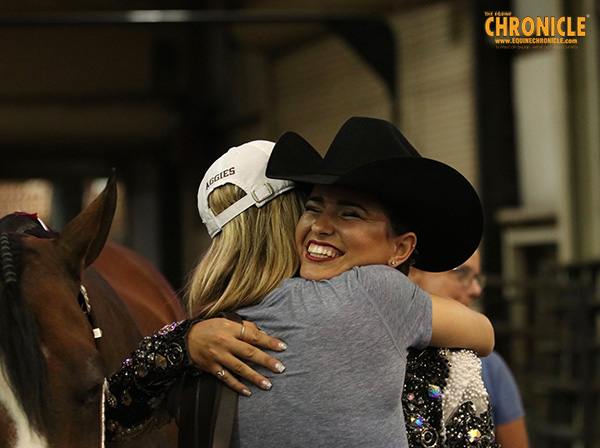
[105, 319, 199, 441]
[403, 347, 499, 447]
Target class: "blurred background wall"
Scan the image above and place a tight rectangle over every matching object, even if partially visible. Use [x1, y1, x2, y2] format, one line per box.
[0, 0, 598, 445]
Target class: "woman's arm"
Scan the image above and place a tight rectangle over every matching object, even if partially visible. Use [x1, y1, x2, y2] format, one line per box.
[106, 319, 198, 441]
[105, 318, 287, 440]
[429, 293, 495, 356]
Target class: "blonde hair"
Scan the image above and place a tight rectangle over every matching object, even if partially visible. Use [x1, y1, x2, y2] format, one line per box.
[185, 184, 304, 318]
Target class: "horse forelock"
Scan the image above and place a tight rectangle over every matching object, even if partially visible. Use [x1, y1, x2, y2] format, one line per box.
[0, 214, 56, 240]
[0, 232, 49, 437]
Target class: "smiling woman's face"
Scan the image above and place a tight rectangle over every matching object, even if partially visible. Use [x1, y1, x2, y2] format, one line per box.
[295, 185, 408, 281]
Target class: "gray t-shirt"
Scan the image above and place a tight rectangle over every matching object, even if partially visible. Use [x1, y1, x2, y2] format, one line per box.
[233, 264, 432, 448]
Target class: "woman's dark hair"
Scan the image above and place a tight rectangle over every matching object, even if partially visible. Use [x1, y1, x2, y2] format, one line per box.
[380, 202, 419, 275]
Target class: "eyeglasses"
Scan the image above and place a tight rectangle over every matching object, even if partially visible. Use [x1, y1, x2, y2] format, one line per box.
[451, 266, 487, 288]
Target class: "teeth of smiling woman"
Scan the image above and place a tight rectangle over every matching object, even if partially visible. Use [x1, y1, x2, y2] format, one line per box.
[307, 243, 340, 259]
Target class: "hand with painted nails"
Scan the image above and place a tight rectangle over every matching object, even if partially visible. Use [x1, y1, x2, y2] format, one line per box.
[186, 318, 287, 396]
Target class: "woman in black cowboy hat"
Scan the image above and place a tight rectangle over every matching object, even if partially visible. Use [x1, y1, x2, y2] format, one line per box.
[266, 116, 484, 274]
[187, 117, 494, 447]
[107, 118, 496, 447]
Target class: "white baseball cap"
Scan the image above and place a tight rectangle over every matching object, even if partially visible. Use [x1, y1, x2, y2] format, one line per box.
[198, 140, 296, 237]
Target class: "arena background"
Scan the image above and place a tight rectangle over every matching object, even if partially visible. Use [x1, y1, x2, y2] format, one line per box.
[0, 0, 598, 446]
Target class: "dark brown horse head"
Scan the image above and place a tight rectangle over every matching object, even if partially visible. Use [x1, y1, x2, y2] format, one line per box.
[0, 173, 117, 448]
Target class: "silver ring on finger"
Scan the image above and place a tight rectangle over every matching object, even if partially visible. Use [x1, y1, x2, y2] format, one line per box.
[239, 323, 246, 340]
[216, 369, 226, 379]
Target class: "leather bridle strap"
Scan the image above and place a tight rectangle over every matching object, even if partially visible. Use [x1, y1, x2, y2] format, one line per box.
[78, 285, 103, 342]
[77, 284, 107, 448]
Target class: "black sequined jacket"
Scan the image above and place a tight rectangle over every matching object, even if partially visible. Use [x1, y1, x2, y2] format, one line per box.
[105, 319, 200, 441]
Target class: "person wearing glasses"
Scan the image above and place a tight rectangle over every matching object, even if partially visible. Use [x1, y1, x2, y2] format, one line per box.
[409, 250, 530, 448]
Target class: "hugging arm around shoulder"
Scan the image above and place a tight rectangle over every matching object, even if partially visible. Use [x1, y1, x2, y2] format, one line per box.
[429, 294, 495, 356]
[356, 265, 433, 352]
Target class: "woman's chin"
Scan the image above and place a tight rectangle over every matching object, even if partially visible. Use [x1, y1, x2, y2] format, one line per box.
[300, 263, 343, 281]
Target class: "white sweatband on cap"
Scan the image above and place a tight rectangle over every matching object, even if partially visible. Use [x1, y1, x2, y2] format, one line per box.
[197, 140, 295, 237]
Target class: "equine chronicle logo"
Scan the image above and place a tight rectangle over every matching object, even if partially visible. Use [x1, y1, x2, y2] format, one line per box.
[485, 11, 587, 50]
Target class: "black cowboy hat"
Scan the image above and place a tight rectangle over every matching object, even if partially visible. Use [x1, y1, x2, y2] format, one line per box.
[266, 116, 483, 272]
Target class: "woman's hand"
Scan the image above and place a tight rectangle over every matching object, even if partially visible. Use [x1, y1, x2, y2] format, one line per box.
[186, 318, 287, 396]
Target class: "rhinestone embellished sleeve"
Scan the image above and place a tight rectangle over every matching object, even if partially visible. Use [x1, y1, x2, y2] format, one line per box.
[105, 319, 200, 441]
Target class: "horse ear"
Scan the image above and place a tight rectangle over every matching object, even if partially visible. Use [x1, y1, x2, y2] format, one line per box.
[58, 170, 118, 270]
